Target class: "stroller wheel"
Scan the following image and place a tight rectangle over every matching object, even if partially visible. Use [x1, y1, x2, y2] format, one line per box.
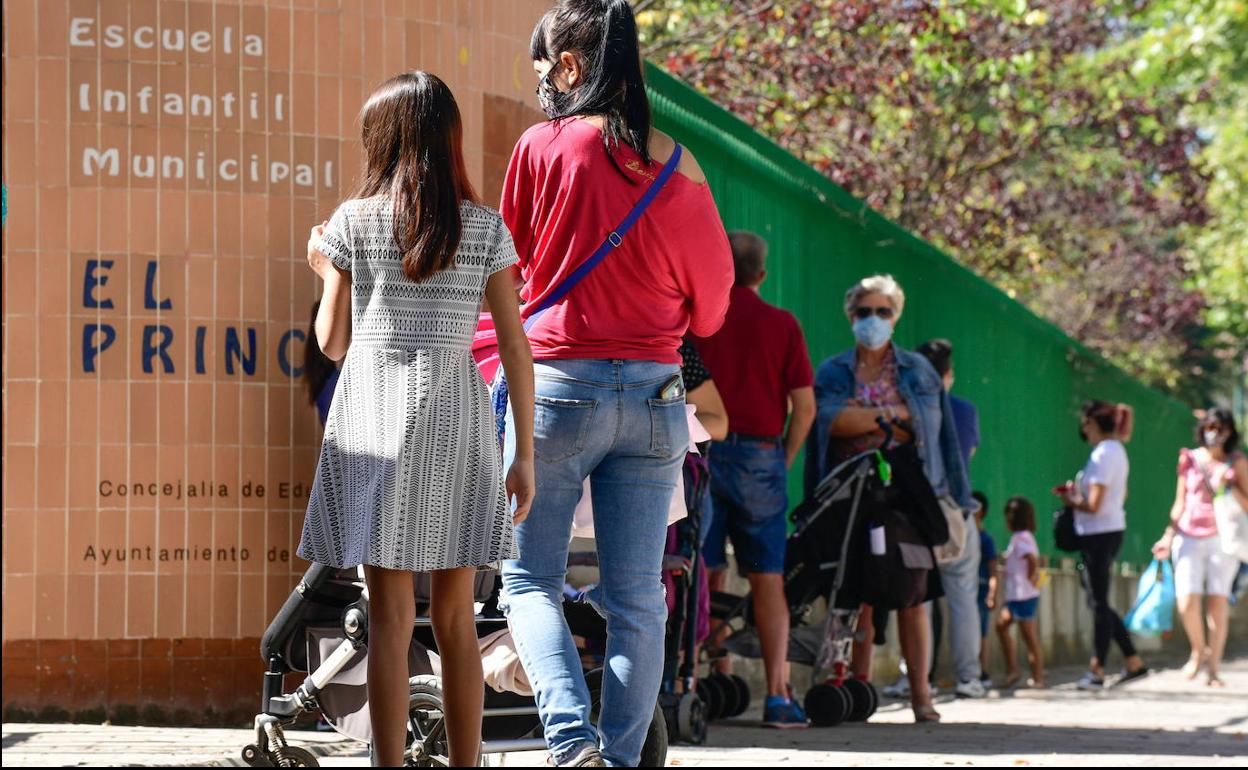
[842, 678, 876, 722]
[708, 673, 741, 720]
[804, 684, 850, 728]
[698, 673, 726, 720]
[676, 692, 708, 745]
[727, 675, 751, 717]
[406, 675, 451, 767]
[241, 744, 274, 767]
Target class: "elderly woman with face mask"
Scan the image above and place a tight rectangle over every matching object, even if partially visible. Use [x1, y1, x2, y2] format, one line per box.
[810, 274, 975, 724]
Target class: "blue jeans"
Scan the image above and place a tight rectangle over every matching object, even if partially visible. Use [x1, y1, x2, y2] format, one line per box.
[935, 520, 982, 683]
[704, 437, 789, 574]
[500, 360, 687, 767]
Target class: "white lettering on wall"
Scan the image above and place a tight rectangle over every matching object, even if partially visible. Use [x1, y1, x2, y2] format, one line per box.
[80, 147, 334, 188]
[69, 18, 95, 46]
[83, 147, 120, 176]
[67, 18, 264, 57]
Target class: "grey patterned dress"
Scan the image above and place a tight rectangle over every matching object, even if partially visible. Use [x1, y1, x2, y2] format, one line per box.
[298, 198, 520, 572]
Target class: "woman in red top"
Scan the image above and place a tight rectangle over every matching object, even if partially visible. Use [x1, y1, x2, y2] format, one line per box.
[497, 1, 733, 766]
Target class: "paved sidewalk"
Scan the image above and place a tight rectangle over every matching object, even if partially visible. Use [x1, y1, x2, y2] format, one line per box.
[3, 656, 1245, 767]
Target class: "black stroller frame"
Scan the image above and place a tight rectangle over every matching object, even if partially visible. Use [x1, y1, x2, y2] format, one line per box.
[710, 429, 897, 728]
[243, 563, 669, 767]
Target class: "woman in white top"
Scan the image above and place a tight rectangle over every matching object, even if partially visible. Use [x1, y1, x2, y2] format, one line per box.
[1061, 400, 1149, 691]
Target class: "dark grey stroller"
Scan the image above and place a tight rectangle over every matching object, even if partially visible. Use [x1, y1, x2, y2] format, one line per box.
[243, 563, 668, 766]
[710, 423, 946, 727]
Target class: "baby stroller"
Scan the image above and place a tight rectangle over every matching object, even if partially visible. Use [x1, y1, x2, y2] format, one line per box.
[243, 563, 669, 767]
[709, 422, 946, 727]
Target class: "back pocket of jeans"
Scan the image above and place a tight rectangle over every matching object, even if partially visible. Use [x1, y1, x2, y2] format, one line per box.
[533, 396, 596, 463]
[648, 396, 688, 458]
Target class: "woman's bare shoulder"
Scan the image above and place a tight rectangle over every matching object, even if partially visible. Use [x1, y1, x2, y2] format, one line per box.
[650, 129, 706, 184]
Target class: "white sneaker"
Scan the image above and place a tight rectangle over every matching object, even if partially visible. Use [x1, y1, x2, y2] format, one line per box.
[881, 676, 911, 699]
[955, 679, 987, 699]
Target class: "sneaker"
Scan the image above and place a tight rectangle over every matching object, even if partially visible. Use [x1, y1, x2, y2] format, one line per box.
[551, 744, 605, 767]
[1115, 667, 1150, 687]
[762, 695, 810, 729]
[978, 674, 993, 690]
[954, 678, 987, 699]
[1076, 671, 1105, 691]
[881, 676, 911, 699]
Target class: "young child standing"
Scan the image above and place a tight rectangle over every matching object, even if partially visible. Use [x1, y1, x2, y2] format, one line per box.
[972, 491, 999, 689]
[297, 71, 535, 767]
[996, 496, 1045, 689]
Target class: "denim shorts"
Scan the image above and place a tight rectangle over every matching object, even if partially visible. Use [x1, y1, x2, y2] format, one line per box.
[704, 436, 789, 575]
[1006, 596, 1039, 621]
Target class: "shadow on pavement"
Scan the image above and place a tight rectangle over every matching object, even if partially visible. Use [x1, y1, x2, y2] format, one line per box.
[703, 719, 1246, 759]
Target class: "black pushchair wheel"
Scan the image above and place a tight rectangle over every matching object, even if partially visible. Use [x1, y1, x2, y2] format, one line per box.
[707, 673, 741, 720]
[676, 692, 708, 745]
[842, 678, 877, 722]
[727, 675, 751, 717]
[804, 683, 850, 727]
[698, 673, 726, 720]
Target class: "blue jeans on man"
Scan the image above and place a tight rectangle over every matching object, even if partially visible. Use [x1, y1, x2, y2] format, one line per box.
[936, 519, 983, 688]
[704, 437, 789, 575]
[703, 434, 809, 727]
[500, 360, 687, 767]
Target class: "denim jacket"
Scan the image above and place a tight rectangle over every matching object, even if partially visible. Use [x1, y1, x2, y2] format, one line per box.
[810, 346, 975, 513]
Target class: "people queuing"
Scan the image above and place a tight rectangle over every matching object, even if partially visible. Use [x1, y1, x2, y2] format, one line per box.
[290, 3, 1240, 765]
[915, 339, 987, 699]
[972, 491, 999, 690]
[996, 496, 1046, 689]
[1061, 401, 1151, 690]
[496, 1, 734, 765]
[298, 72, 537, 767]
[694, 231, 817, 728]
[811, 275, 977, 723]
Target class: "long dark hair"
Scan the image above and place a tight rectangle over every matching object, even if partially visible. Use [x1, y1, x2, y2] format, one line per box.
[1198, 408, 1242, 455]
[354, 71, 479, 282]
[531, 0, 652, 179]
[303, 301, 337, 407]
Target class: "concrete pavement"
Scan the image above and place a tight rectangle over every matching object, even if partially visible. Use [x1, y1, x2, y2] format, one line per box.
[3, 655, 1245, 767]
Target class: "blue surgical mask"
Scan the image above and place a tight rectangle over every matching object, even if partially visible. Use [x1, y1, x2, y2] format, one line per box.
[852, 315, 894, 350]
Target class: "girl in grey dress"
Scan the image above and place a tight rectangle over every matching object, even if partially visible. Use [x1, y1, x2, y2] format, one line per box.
[299, 71, 535, 768]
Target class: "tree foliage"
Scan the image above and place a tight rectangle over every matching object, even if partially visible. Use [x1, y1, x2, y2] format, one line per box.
[637, 0, 1245, 400]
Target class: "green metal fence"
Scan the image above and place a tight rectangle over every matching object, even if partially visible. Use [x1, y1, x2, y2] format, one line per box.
[646, 64, 1195, 564]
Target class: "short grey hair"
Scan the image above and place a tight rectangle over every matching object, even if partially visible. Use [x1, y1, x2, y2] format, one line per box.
[728, 231, 768, 286]
[844, 274, 905, 318]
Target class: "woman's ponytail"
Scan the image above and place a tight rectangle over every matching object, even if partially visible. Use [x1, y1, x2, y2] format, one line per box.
[1115, 403, 1134, 443]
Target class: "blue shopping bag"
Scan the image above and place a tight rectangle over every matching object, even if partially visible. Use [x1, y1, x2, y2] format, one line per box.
[1124, 559, 1175, 637]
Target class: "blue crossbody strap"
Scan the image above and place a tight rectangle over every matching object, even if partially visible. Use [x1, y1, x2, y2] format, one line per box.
[493, 144, 685, 446]
[523, 144, 684, 320]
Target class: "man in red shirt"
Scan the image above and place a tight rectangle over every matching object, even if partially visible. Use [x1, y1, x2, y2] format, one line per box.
[695, 231, 816, 728]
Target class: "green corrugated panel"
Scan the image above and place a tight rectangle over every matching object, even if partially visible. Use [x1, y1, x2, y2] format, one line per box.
[645, 63, 1193, 564]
